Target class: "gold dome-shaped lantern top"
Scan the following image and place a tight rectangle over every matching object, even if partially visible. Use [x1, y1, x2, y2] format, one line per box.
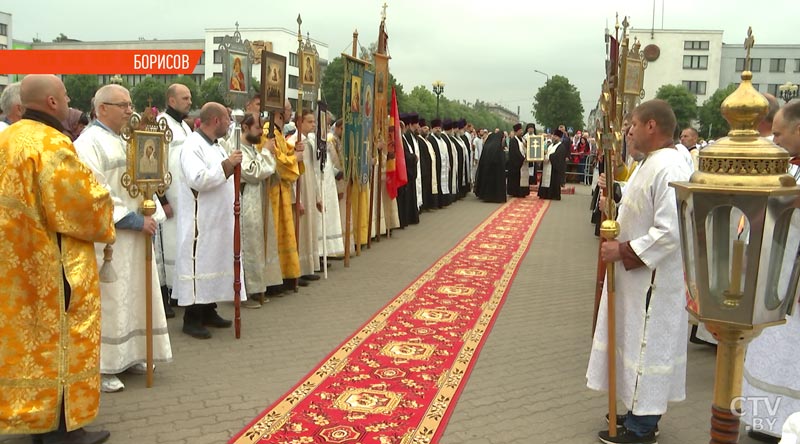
[692, 27, 794, 189]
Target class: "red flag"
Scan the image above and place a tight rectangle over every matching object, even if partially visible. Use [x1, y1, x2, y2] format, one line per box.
[386, 87, 407, 199]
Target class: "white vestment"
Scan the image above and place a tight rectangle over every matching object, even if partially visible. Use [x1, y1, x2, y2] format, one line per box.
[740, 163, 800, 438]
[541, 141, 561, 188]
[288, 133, 321, 275]
[587, 148, 692, 415]
[446, 134, 460, 195]
[419, 135, 439, 194]
[154, 112, 192, 289]
[173, 131, 245, 305]
[405, 132, 423, 209]
[675, 143, 695, 171]
[75, 124, 172, 374]
[314, 139, 344, 256]
[515, 136, 529, 188]
[371, 150, 401, 236]
[433, 134, 450, 196]
[240, 141, 281, 294]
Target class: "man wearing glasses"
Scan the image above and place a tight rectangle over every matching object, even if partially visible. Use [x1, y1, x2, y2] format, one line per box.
[75, 84, 173, 393]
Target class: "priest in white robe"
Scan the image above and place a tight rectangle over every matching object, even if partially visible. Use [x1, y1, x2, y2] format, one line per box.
[287, 110, 322, 281]
[239, 112, 280, 307]
[587, 100, 692, 444]
[173, 103, 243, 339]
[315, 128, 344, 259]
[741, 102, 800, 442]
[75, 85, 172, 392]
[154, 84, 194, 318]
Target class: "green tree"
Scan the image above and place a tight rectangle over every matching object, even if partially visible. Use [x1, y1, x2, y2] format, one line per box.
[697, 83, 737, 139]
[250, 76, 260, 98]
[53, 33, 71, 42]
[171, 75, 200, 109]
[63, 75, 99, 112]
[131, 77, 167, 112]
[532, 75, 584, 131]
[321, 56, 345, 117]
[655, 84, 698, 136]
[198, 77, 226, 108]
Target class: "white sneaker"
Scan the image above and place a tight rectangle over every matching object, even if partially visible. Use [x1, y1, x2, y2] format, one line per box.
[101, 374, 124, 393]
[127, 362, 154, 375]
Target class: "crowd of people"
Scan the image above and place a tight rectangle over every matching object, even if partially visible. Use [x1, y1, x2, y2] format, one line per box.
[3, 73, 799, 444]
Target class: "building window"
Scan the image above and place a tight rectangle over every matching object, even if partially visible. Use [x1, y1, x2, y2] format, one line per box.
[768, 84, 780, 96]
[795, 59, 800, 72]
[289, 52, 298, 68]
[213, 36, 223, 44]
[752, 83, 760, 92]
[684, 40, 709, 50]
[682, 80, 707, 95]
[0, 24, 7, 36]
[735, 58, 762, 72]
[683, 55, 708, 70]
[770, 58, 786, 73]
[213, 50, 222, 64]
[288, 74, 298, 89]
[0, 44, 7, 50]
[198, 53, 205, 65]
[213, 72, 222, 78]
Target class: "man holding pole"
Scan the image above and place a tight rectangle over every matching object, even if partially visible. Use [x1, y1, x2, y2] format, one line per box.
[75, 84, 172, 392]
[586, 99, 691, 444]
[174, 103, 242, 339]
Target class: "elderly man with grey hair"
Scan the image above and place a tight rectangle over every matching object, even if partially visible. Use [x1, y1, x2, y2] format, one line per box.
[0, 82, 24, 132]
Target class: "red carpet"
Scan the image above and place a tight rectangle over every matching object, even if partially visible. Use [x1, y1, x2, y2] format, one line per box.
[230, 196, 550, 444]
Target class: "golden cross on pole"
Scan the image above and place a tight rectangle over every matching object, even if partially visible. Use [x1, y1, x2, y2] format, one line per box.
[381, 2, 388, 20]
[744, 26, 755, 71]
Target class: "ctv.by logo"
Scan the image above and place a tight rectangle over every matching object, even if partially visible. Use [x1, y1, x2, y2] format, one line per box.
[731, 396, 782, 432]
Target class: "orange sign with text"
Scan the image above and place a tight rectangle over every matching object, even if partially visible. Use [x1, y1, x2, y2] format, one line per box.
[0, 50, 203, 74]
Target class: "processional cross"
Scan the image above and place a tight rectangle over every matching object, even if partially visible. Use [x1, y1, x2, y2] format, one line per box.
[744, 27, 754, 71]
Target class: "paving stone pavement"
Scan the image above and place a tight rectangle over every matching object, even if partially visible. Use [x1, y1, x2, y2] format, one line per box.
[1, 186, 768, 444]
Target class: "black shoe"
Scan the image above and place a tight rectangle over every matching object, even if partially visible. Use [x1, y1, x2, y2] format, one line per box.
[33, 428, 112, 444]
[266, 285, 285, 297]
[202, 306, 232, 328]
[748, 430, 780, 443]
[301, 274, 321, 281]
[598, 425, 657, 444]
[605, 414, 660, 437]
[182, 321, 211, 339]
[298, 278, 310, 287]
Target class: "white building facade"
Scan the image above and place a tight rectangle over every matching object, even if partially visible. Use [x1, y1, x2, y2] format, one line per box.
[0, 11, 12, 91]
[630, 28, 724, 105]
[719, 44, 800, 97]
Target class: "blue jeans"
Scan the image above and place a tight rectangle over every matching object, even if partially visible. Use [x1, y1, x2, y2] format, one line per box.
[624, 412, 661, 436]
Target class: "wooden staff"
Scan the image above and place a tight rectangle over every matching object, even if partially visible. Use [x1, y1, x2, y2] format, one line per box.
[601, 138, 619, 437]
[233, 119, 242, 338]
[344, 173, 353, 266]
[259, 56, 270, 305]
[142, 200, 156, 387]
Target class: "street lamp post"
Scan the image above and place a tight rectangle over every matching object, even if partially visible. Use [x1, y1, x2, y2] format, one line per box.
[534, 69, 550, 82]
[432, 80, 445, 118]
[778, 81, 799, 103]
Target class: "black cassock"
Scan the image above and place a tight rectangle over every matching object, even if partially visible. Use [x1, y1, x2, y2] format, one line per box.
[416, 134, 438, 210]
[506, 136, 529, 197]
[474, 133, 507, 203]
[396, 134, 419, 227]
[447, 133, 464, 200]
[427, 134, 449, 207]
[537, 142, 568, 200]
[460, 134, 472, 192]
[440, 134, 456, 205]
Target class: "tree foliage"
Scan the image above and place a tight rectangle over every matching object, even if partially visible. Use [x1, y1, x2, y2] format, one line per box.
[532, 75, 584, 131]
[321, 56, 345, 117]
[655, 84, 698, 136]
[63, 75, 99, 112]
[697, 83, 737, 139]
[198, 77, 226, 108]
[53, 33, 71, 42]
[130, 78, 167, 112]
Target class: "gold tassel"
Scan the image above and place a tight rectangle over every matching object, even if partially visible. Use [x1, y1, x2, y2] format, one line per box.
[99, 243, 117, 283]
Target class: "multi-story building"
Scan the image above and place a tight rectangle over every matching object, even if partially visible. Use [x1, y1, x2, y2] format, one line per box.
[719, 44, 800, 97]
[485, 102, 518, 125]
[630, 28, 724, 105]
[21, 27, 328, 110]
[0, 11, 12, 91]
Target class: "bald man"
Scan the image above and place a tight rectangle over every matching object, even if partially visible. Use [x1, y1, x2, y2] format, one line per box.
[0, 75, 115, 443]
[173, 102, 243, 339]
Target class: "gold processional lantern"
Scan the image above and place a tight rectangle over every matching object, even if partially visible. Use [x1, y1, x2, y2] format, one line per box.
[670, 28, 800, 444]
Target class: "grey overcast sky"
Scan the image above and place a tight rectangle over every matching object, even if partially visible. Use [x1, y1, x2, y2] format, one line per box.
[4, 0, 798, 126]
